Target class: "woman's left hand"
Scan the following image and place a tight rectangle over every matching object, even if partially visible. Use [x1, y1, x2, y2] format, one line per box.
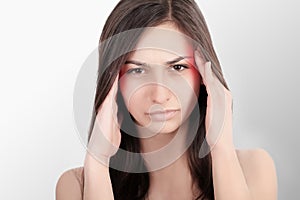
[194, 49, 234, 150]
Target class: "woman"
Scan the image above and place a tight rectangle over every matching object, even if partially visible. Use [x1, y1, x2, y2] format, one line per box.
[56, 0, 277, 199]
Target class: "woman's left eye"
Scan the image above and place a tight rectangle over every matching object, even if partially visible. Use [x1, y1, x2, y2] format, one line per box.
[170, 64, 189, 72]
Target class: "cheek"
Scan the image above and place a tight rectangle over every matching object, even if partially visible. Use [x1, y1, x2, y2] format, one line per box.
[127, 91, 145, 113]
[176, 71, 201, 117]
[122, 88, 150, 126]
[179, 70, 201, 96]
[119, 77, 134, 108]
[119, 78, 145, 114]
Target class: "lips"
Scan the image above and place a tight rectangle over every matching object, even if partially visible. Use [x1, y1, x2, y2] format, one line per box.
[145, 109, 179, 121]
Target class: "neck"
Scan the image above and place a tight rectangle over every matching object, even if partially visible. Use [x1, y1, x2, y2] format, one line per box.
[145, 151, 200, 199]
[138, 118, 190, 152]
[138, 119, 190, 171]
[136, 120, 201, 199]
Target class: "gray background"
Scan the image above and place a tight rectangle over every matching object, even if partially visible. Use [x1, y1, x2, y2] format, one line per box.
[0, 0, 299, 199]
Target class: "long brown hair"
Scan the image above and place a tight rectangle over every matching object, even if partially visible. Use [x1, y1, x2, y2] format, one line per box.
[88, 0, 230, 199]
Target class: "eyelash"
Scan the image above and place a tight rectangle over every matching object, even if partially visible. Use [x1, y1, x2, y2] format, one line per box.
[170, 64, 189, 72]
[126, 68, 145, 74]
[126, 64, 189, 75]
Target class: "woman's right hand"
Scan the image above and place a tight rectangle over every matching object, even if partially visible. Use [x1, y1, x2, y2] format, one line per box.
[86, 74, 122, 166]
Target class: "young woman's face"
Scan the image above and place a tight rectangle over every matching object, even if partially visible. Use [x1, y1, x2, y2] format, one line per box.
[119, 23, 203, 135]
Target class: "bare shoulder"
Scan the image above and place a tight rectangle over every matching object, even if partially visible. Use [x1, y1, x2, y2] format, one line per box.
[236, 148, 278, 199]
[56, 167, 84, 200]
[236, 148, 275, 166]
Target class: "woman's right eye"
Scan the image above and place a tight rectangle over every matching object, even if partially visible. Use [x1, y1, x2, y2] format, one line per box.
[126, 68, 145, 75]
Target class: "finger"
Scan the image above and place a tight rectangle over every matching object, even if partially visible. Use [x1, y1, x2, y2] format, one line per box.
[194, 49, 205, 82]
[107, 73, 119, 99]
[194, 49, 214, 88]
[205, 61, 213, 83]
[112, 73, 119, 99]
[97, 74, 119, 115]
[109, 74, 120, 124]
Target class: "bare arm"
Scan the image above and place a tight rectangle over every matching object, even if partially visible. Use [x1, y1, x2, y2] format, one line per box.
[55, 154, 115, 200]
[82, 74, 121, 200]
[83, 153, 114, 200]
[194, 53, 277, 200]
[211, 145, 277, 200]
[209, 99, 254, 200]
[208, 89, 277, 200]
[211, 145, 251, 200]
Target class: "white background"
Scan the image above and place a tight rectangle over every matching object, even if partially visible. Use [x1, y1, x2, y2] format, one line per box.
[0, 0, 299, 199]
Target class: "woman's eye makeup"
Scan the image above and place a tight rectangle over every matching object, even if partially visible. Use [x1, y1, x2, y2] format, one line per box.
[169, 64, 189, 72]
[126, 67, 146, 74]
[123, 62, 192, 76]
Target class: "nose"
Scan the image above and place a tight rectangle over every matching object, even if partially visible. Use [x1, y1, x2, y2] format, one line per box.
[149, 84, 172, 104]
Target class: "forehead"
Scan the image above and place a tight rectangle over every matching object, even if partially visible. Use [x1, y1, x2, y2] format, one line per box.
[129, 24, 194, 62]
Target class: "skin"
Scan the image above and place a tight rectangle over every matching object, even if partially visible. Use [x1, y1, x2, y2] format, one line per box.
[118, 23, 202, 198]
[56, 23, 278, 200]
[119, 30, 201, 146]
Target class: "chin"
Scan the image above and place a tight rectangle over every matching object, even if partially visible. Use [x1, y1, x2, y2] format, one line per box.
[146, 121, 181, 135]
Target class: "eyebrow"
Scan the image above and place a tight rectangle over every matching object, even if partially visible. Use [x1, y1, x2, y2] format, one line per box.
[125, 56, 193, 66]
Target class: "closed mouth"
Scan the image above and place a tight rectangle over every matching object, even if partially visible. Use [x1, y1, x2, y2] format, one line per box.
[146, 109, 180, 115]
[145, 109, 180, 121]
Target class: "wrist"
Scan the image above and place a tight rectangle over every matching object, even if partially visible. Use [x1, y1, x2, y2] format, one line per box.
[210, 141, 235, 155]
[208, 126, 234, 151]
[84, 152, 110, 171]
